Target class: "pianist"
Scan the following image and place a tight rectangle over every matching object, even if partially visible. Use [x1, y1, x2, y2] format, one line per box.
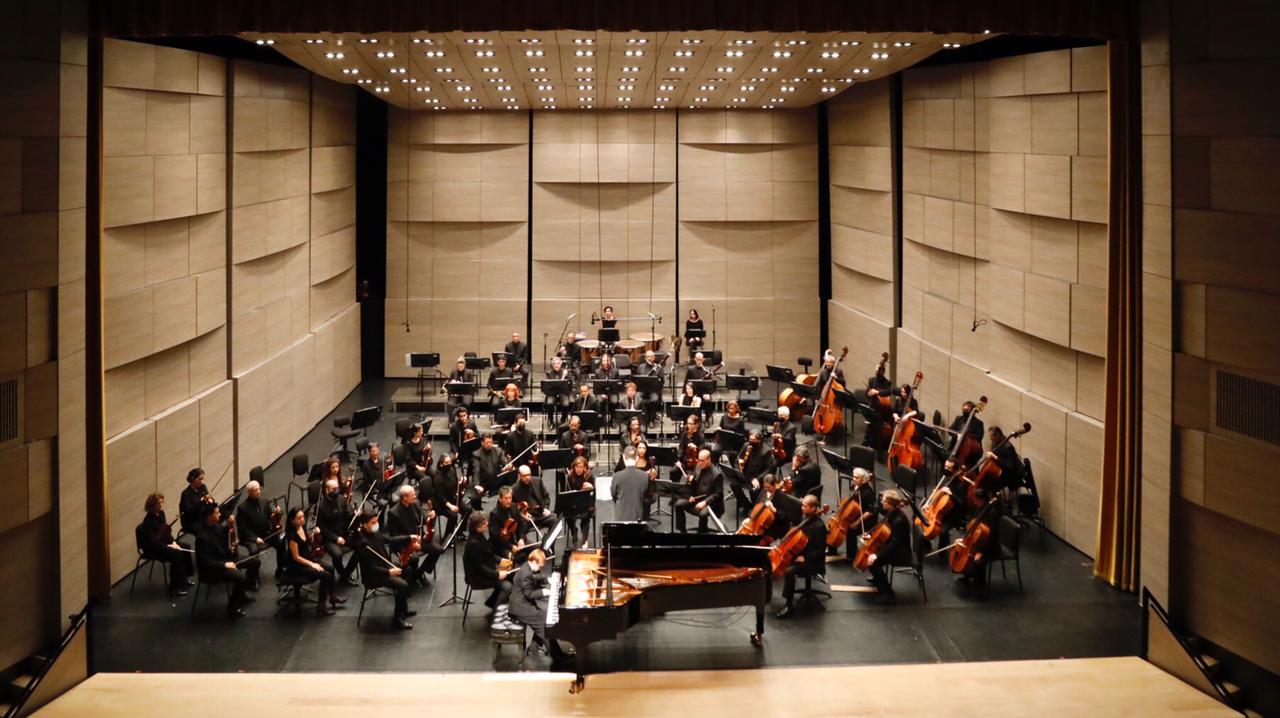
[509, 548, 574, 667]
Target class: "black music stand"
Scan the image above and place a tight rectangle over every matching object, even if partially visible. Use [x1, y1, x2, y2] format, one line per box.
[495, 407, 526, 429]
[597, 327, 620, 344]
[572, 410, 601, 437]
[714, 427, 746, 455]
[717, 462, 749, 520]
[614, 408, 644, 428]
[647, 445, 679, 523]
[436, 511, 470, 608]
[666, 404, 701, 428]
[821, 448, 854, 502]
[650, 479, 692, 531]
[725, 372, 759, 407]
[689, 378, 716, 397]
[350, 405, 382, 434]
[746, 406, 777, 429]
[555, 489, 596, 548]
[408, 352, 440, 404]
[537, 447, 575, 493]
[445, 381, 476, 411]
[787, 380, 818, 401]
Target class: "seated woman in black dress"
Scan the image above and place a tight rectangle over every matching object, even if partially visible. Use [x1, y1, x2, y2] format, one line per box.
[281, 507, 346, 616]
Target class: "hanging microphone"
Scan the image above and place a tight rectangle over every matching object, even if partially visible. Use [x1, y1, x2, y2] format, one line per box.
[567, 313, 577, 320]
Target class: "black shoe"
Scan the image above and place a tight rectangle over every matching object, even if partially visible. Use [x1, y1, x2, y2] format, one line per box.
[404, 609, 418, 617]
[186, 577, 197, 586]
[393, 618, 414, 630]
[775, 604, 795, 619]
[250, 579, 261, 592]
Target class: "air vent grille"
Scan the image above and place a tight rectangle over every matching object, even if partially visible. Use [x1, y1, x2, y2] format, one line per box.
[0, 378, 17, 444]
[1216, 370, 1280, 447]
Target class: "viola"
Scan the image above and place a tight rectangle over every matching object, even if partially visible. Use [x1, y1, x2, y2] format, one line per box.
[770, 423, 788, 462]
[853, 520, 891, 571]
[886, 371, 925, 472]
[949, 498, 1000, 575]
[812, 346, 849, 436]
[825, 494, 863, 550]
[769, 504, 830, 577]
[398, 535, 421, 568]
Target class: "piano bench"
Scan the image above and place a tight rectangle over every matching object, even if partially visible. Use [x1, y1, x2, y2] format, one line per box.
[489, 605, 530, 669]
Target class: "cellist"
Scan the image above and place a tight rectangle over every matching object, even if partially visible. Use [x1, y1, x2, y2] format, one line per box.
[775, 495, 829, 619]
[836, 468, 880, 559]
[863, 489, 911, 605]
[740, 474, 801, 541]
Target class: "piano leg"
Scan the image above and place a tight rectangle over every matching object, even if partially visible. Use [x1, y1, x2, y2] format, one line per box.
[567, 643, 588, 694]
[751, 605, 765, 647]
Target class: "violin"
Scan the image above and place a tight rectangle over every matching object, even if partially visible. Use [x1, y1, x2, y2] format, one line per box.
[825, 494, 863, 550]
[949, 497, 1000, 575]
[683, 440, 698, 472]
[398, 535, 421, 568]
[886, 371, 925, 472]
[853, 520, 891, 571]
[770, 422, 788, 462]
[769, 505, 831, 577]
[227, 515, 239, 553]
[499, 501, 530, 542]
[737, 500, 776, 541]
[738, 440, 756, 473]
[812, 346, 849, 435]
[267, 502, 283, 536]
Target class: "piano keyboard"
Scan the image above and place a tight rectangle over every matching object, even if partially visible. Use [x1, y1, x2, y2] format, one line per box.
[546, 570, 561, 627]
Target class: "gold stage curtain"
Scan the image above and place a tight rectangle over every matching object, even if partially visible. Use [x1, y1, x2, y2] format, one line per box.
[1094, 36, 1141, 591]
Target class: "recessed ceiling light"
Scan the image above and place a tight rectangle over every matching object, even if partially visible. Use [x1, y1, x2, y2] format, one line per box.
[526, 50, 545, 57]
[699, 84, 714, 91]
[503, 98, 517, 103]
[725, 50, 744, 57]
[255, 39, 275, 46]
[682, 38, 702, 45]
[622, 66, 640, 73]
[668, 66, 686, 72]
[786, 40, 808, 46]
[423, 50, 445, 58]
[821, 86, 837, 93]
[624, 50, 644, 57]
[305, 38, 324, 45]
[475, 50, 494, 57]
[529, 66, 547, 72]
[324, 52, 345, 59]
[806, 67, 824, 73]
[435, 67, 453, 73]
[733, 96, 747, 102]
[341, 68, 358, 75]
[618, 84, 635, 90]
[780, 86, 795, 93]
[358, 38, 378, 44]
[695, 96, 708, 102]
[356, 79, 372, 85]
[415, 86, 430, 92]
[674, 50, 694, 57]
[541, 96, 554, 102]
[375, 51, 395, 58]
[520, 38, 541, 44]
[820, 52, 840, 59]
[893, 42, 914, 48]
[732, 39, 755, 46]
[762, 66, 779, 72]
[466, 38, 488, 45]
[772, 51, 791, 58]
[715, 66, 733, 72]
[627, 38, 648, 45]
[578, 84, 593, 90]
[871, 52, 890, 60]
[576, 66, 593, 72]
[771, 97, 785, 103]
[389, 67, 406, 74]
[482, 66, 499, 73]
[532, 77, 549, 82]
[457, 85, 472, 91]
[537, 84, 552, 91]
[411, 38, 432, 45]
[575, 50, 594, 57]
[838, 40, 860, 47]
[496, 84, 511, 91]
[573, 38, 593, 45]
[619, 96, 631, 102]
[656, 96, 670, 101]
[463, 98, 478, 104]
[373, 86, 389, 94]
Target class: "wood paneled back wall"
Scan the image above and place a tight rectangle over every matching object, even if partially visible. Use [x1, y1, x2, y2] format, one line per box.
[100, 41, 359, 585]
[384, 109, 819, 376]
[828, 46, 1110, 556]
[0, 0, 88, 666]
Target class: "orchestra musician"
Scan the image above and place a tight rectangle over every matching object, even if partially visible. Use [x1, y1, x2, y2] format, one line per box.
[561, 457, 595, 546]
[714, 400, 745, 453]
[618, 381, 650, 425]
[573, 382, 601, 415]
[558, 415, 590, 461]
[544, 356, 573, 424]
[471, 433, 506, 502]
[359, 442, 402, 502]
[674, 449, 724, 533]
[739, 431, 771, 492]
[864, 489, 912, 605]
[679, 381, 703, 408]
[509, 548, 574, 666]
[488, 486, 526, 558]
[503, 413, 538, 471]
[317, 478, 359, 586]
[616, 416, 647, 470]
[281, 507, 344, 617]
[420, 455, 462, 538]
[504, 331, 531, 379]
[489, 355, 518, 416]
[611, 447, 650, 524]
[772, 406, 799, 466]
[404, 423, 432, 478]
[864, 370, 895, 452]
[593, 354, 619, 414]
[788, 446, 822, 498]
[449, 407, 479, 456]
[673, 414, 705, 481]
[743, 474, 802, 541]
[352, 509, 415, 630]
[194, 504, 256, 618]
[951, 401, 986, 443]
[137, 492, 192, 596]
[446, 358, 474, 412]
[840, 468, 880, 560]
[233, 480, 275, 589]
[384, 485, 445, 582]
[490, 353, 516, 387]
[775, 494, 829, 619]
[179, 467, 213, 534]
[633, 350, 664, 417]
[512, 465, 556, 536]
[988, 425, 1025, 496]
[493, 382, 522, 418]
[683, 308, 705, 354]
[599, 305, 617, 329]
[463, 511, 513, 610]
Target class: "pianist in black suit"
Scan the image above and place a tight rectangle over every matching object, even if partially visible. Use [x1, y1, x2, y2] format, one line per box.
[462, 512, 512, 609]
[776, 494, 829, 619]
[674, 449, 724, 533]
[508, 548, 572, 665]
[788, 446, 823, 498]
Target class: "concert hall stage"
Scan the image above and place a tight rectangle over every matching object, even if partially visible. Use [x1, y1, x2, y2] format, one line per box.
[34, 657, 1232, 717]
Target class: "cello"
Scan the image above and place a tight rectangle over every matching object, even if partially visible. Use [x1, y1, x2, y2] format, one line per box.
[825, 494, 863, 550]
[736, 501, 777, 542]
[812, 346, 849, 436]
[886, 371, 924, 472]
[916, 398, 988, 539]
[945, 397, 988, 472]
[869, 353, 895, 450]
[778, 362, 818, 417]
[949, 497, 1000, 575]
[852, 520, 891, 571]
[965, 423, 1032, 509]
[768, 504, 830, 577]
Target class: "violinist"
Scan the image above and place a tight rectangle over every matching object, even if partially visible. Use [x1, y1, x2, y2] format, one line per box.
[611, 447, 650, 524]
[463, 511, 513, 610]
[193, 504, 255, 618]
[137, 492, 192, 596]
[839, 468, 880, 558]
[674, 449, 724, 533]
[513, 465, 556, 535]
[558, 415, 590, 460]
[788, 446, 823, 498]
[384, 485, 445, 580]
[360, 442, 401, 502]
[617, 416, 647, 457]
[281, 507, 344, 617]
[446, 358, 474, 411]
[421, 455, 462, 537]
[179, 467, 213, 534]
[864, 489, 911, 605]
[317, 478, 359, 586]
[448, 407, 479, 456]
[503, 413, 538, 471]
[489, 486, 526, 558]
[234, 480, 275, 589]
[352, 509, 415, 630]
[674, 414, 705, 481]
[404, 423, 432, 476]
[771, 406, 798, 466]
[744, 474, 802, 541]
[775, 494, 829, 619]
[472, 433, 506, 501]
[739, 431, 771, 491]
[561, 458, 595, 546]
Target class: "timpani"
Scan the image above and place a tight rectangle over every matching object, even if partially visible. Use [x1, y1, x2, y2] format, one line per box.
[615, 339, 645, 363]
[630, 331, 663, 353]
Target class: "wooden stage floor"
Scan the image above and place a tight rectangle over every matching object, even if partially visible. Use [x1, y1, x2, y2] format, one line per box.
[35, 657, 1231, 717]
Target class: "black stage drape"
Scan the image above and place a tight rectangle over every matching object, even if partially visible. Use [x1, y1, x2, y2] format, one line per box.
[97, 0, 1128, 40]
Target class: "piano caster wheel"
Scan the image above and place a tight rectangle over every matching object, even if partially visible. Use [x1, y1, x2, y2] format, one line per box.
[569, 677, 585, 694]
[750, 633, 763, 648]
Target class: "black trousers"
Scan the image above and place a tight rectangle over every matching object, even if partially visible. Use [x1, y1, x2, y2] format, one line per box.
[145, 546, 192, 590]
[674, 498, 722, 532]
[204, 567, 252, 609]
[286, 561, 336, 603]
[474, 578, 512, 607]
[869, 560, 892, 593]
[368, 575, 412, 619]
[782, 562, 820, 600]
[324, 541, 356, 578]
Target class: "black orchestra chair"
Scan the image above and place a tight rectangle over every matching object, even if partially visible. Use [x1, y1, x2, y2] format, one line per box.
[612, 353, 632, 373]
[891, 464, 921, 500]
[354, 566, 396, 628]
[189, 546, 235, 620]
[331, 415, 361, 463]
[394, 417, 412, 445]
[796, 356, 814, 374]
[274, 540, 321, 618]
[248, 465, 265, 487]
[886, 523, 929, 603]
[986, 515, 1024, 594]
[849, 445, 876, 474]
[793, 568, 832, 611]
[355, 436, 370, 462]
[130, 523, 169, 596]
[1015, 458, 1047, 545]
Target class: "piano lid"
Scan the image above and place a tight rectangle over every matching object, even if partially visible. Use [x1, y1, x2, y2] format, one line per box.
[601, 521, 766, 549]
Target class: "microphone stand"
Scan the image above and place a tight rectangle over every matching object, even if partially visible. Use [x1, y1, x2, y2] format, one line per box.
[711, 306, 717, 352]
[554, 315, 573, 367]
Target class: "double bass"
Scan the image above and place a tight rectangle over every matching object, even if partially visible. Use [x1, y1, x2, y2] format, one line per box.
[778, 364, 818, 417]
[811, 346, 849, 436]
[768, 504, 830, 577]
[869, 353, 896, 450]
[886, 371, 925, 472]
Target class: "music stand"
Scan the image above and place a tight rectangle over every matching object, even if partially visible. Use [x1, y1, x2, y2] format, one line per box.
[725, 373, 758, 392]
[787, 380, 818, 400]
[572, 410, 601, 436]
[746, 406, 777, 428]
[597, 327, 620, 344]
[491, 351, 513, 367]
[464, 356, 490, 372]
[631, 374, 663, 397]
[495, 407, 526, 429]
[766, 364, 796, 383]
[614, 408, 644, 430]
[350, 405, 382, 434]
[650, 479, 692, 530]
[436, 510, 470, 607]
[821, 448, 855, 502]
[666, 404, 701, 427]
[555, 489, 596, 548]
[408, 352, 440, 404]
[718, 462, 749, 520]
[689, 378, 716, 397]
[444, 381, 477, 410]
[849, 445, 876, 473]
[591, 379, 619, 397]
[714, 427, 746, 454]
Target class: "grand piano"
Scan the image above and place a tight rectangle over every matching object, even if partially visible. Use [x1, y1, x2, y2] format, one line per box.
[546, 521, 773, 693]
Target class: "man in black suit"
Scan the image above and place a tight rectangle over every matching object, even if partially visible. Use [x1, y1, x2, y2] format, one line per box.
[611, 447, 651, 524]
[864, 489, 913, 605]
[512, 465, 555, 534]
[504, 331, 531, 376]
[674, 449, 724, 533]
[788, 446, 823, 498]
[352, 509, 416, 630]
[233, 480, 274, 589]
[741, 474, 803, 541]
[317, 478, 358, 586]
[776, 494, 830, 619]
[571, 383, 600, 415]
[462, 512, 512, 609]
[383, 485, 445, 580]
[772, 406, 798, 467]
[508, 548, 572, 665]
[194, 505, 255, 618]
[503, 413, 538, 472]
